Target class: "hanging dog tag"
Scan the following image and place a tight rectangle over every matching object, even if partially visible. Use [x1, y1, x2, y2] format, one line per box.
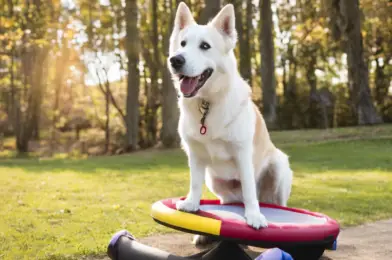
[200, 125, 207, 135]
[199, 100, 209, 136]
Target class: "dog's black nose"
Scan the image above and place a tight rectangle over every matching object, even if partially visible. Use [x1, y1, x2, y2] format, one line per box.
[170, 55, 185, 69]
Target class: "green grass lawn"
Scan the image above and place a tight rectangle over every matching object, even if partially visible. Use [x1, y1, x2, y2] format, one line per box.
[0, 126, 392, 259]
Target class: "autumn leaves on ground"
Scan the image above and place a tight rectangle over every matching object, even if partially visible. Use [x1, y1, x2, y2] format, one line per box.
[0, 126, 391, 260]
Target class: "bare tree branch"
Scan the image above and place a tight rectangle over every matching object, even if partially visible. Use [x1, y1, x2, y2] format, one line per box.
[93, 55, 127, 125]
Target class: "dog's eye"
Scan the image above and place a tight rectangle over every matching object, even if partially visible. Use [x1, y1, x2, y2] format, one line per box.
[200, 42, 211, 50]
[180, 40, 186, 47]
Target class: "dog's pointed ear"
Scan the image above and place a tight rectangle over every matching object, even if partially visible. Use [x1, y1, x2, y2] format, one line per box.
[174, 2, 195, 30]
[211, 4, 237, 41]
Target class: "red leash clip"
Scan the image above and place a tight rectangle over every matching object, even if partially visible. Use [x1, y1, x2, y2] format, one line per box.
[200, 125, 207, 135]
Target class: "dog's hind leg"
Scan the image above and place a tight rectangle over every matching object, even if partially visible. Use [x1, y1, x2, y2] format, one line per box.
[205, 173, 244, 204]
[258, 149, 293, 206]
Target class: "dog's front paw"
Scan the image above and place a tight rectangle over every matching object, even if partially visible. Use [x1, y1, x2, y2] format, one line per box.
[176, 198, 200, 212]
[244, 209, 268, 229]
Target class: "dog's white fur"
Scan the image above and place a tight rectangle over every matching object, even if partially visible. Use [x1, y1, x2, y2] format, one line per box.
[168, 2, 293, 239]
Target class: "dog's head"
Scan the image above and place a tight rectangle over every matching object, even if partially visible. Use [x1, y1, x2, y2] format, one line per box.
[168, 2, 237, 99]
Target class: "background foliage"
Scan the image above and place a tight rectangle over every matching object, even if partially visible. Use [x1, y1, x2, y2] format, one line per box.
[0, 0, 391, 155]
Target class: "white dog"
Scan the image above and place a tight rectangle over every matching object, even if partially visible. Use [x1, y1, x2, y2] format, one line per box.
[167, 2, 293, 245]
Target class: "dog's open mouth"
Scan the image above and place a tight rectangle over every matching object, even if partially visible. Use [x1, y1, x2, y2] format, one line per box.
[178, 68, 213, 98]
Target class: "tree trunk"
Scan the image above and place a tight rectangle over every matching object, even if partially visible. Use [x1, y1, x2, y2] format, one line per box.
[125, 0, 140, 151]
[15, 45, 47, 154]
[51, 22, 71, 152]
[307, 55, 319, 128]
[30, 48, 47, 140]
[228, 1, 246, 82]
[160, 0, 180, 148]
[105, 75, 110, 153]
[31, 103, 40, 140]
[282, 44, 297, 129]
[9, 48, 21, 151]
[373, 30, 390, 118]
[243, 0, 253, 86]
[31, 50, 46, 141]
[259, 0, 277, 129]
[139, 69, 149, 148]
[12, 0, 49, 154]
[339, 0, 382, 125]
[144, 0, 161, 147]
[144, 64, 156, 147]
[199, 0, 221, 24]
[307, 54, 328, 129]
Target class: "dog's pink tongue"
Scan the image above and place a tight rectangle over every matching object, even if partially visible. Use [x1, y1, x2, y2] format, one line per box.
[180, 77, 198, 95]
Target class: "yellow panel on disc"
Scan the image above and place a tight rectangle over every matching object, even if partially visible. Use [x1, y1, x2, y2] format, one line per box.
[151, 201, 221, 236]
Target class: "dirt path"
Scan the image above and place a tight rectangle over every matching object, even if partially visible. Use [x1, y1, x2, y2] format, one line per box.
[324, 219, 392, 259]
[97, 219, 392, 259]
